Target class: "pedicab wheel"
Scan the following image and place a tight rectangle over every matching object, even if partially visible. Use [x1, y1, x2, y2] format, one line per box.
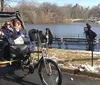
[38, 59, 62, 85]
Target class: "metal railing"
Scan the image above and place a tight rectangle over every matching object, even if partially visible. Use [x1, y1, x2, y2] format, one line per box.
[51, 38, 100, 51]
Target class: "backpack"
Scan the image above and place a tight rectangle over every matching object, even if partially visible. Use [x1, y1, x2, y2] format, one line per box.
[28, 29, 38, 42]
[89, 30, 97, 40]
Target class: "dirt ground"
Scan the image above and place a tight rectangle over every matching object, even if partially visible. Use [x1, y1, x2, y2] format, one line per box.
[31, 48, 100, 68]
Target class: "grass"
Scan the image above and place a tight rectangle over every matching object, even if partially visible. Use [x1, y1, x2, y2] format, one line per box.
[31, 48, 100, 67]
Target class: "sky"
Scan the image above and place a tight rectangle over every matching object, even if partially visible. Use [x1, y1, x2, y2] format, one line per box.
[7, 0, 100, 8]
[37, 0, 100, 7]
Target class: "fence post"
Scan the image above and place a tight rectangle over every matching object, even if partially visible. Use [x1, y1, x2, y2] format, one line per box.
[91, 41, 94, 67]
[78, 34, 79, 42]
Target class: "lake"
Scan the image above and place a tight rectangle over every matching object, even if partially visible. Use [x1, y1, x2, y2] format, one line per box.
[25, 22, 100, 39]
[25, 22, 100, 51]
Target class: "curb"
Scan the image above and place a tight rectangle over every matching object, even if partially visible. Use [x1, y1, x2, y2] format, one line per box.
[61, 67, 100, 78]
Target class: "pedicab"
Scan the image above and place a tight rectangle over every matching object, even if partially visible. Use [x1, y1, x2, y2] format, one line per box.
[0, 11, 62, 85]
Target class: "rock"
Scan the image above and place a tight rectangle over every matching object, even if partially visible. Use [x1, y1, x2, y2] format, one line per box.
[74, 69, 80, 74]
[70, 78, 74, 81]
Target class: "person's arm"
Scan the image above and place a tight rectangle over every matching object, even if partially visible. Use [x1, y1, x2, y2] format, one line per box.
[0, 30, 4, 36]
[10, 28, 17, 39]
[84, 31, 89, 39]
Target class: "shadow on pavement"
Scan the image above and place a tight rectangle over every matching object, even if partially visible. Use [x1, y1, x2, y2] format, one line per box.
[0, 66, 39, 85]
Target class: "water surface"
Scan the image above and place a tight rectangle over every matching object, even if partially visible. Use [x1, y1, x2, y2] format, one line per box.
[25, 22, 100, 38]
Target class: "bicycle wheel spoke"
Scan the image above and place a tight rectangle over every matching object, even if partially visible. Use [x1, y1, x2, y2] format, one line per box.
[49, 73, 59, 85]
[42, 70, 58, 85]
[39, 59, 62, 85]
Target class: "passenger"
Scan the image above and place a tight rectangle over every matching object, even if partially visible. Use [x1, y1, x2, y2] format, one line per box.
[12, 18, 32, 44]
[0, 21, 13, 60]
[12, 18, 34, 51]
[1, 20, 23, 44]
[11, 18, 23, 39]
[1, 21, 13, 40]
[0, 19, 23, 60]
[45, 28, 53, 47]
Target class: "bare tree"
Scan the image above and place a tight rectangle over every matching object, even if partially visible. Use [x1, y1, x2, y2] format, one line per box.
[3, 1, 100, 24]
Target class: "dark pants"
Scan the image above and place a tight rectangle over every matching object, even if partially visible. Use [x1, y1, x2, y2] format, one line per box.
[87, 40, 94, 51]
[3, 43, 11, 60]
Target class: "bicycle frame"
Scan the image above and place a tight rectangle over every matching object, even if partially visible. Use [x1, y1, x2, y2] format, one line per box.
[29, 47, 48, 72]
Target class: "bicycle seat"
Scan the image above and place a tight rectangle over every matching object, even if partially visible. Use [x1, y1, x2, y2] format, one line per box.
[10, 45, 28, 52]
[10, 44, 29, 59]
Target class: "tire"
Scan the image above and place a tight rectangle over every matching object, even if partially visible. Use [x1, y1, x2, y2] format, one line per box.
[38, 59, 62, 85]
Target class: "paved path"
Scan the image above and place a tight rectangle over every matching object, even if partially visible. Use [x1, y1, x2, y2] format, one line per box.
[0, 66, 100, 85]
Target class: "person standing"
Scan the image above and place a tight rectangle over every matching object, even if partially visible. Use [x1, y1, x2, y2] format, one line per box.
[45, 28, 53, 47]
[84, 23, 97, 51]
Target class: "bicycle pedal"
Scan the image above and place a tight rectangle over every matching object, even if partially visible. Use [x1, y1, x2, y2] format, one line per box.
[22, 66, 29, 71]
